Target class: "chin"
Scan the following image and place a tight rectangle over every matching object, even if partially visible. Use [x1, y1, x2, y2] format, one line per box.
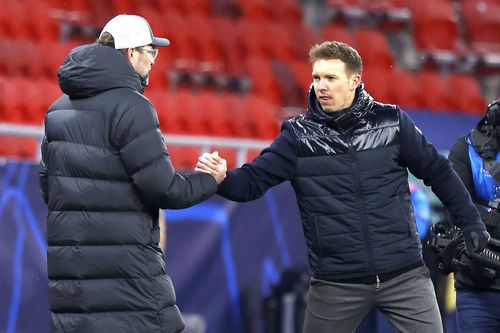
[321, 104, 337, 113]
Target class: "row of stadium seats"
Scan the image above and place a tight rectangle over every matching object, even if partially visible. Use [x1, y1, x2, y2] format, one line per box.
[0, 75, 280, 138]
[145, 89, 281, 140]
[0, 0, 497, 164]
[327, 0, 500, 79]
[362, 67, 486, 113]
[0, 1, 493, 106]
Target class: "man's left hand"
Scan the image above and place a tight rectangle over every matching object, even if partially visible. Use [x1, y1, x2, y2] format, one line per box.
[463, 228, 490, 254]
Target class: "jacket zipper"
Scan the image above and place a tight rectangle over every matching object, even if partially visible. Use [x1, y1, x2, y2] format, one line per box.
[347, 136, 376, 278]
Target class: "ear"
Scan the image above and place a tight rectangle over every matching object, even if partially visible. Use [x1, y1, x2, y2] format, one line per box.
[127, 48, 134, 60]
[350, 74, 361, 90]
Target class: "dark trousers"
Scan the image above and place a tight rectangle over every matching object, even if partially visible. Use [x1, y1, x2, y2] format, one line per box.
[302, 266, 443, 333]
[456, 289, 500, 333]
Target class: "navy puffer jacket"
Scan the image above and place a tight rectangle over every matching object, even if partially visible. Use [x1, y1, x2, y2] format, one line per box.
[39, 44, 216, 333]
[218, 84, 484, 281]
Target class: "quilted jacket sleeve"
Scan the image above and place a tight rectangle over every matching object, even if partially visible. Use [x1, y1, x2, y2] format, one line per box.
[112, 100, 217, 209]
[399, 109, 485, 233]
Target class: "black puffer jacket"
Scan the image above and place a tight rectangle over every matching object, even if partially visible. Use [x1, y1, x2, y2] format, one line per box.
[218, 85, 484, 282]
[39, 44, 217, 333]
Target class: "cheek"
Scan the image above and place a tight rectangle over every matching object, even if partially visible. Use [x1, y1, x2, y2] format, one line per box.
[334, 83, 348, 94]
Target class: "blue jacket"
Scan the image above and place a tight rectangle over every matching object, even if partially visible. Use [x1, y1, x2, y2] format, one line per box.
[218, 85, 484, 282]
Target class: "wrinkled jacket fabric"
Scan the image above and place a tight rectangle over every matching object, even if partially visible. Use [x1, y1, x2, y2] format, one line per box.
[39, 44, 217, 333]
[218, 85, 484, 281]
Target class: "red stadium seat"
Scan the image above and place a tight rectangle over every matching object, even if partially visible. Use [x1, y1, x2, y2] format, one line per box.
[212, 17, 246, 76]
[288, 60, 312, 96]
[0, 75, 50, 125]
[197, 92, 234, 137]
[110, 0, 136, 15]
[362, 66, 396, 104]
[327, 0, 368, 23]
[359, 0, 412, 31]
[175, 90, 212, 136]
[237, 0, 273, 23]
[461, 0, 500, 53]
[0, 76, 23, 124]
[224, 94, 255, 138]
[392, 68, 424, 109]
[226, 94, 281, 140]
[264, 22, 301, 62]
[321, 24, 354, 45]
[448, 73, 486, 115]
[39, 41, 75, 79]
[11, 77, 46, 125]
[417, 70, 453, 112]
[238, 20, 274, 60]
[410, 0, 461, 53]
[270, 0, 303, 25]
[354, 28, 395, 69]
[167, 146, 201, 171]
[136, 7, 166, 40]
[174, 0, 213, 17]
[184, 16, 225, 72]
[38, 77, 64, 111]
[0, 1, 59, 41]
[245, 57, 283, 105]
[162, 13, 201, 70]
[4, 3, 32, 40]
[244, 95, 281, 140]
[149, 91, 189, 135]
[289, 24, 322, 60]
[8, 40, 41, 78]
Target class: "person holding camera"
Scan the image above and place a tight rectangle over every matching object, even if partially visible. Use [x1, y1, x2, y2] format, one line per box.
[448, 99, 500, 332]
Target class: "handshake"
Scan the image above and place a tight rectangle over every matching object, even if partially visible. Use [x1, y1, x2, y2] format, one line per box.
[195, 151, 227, 184]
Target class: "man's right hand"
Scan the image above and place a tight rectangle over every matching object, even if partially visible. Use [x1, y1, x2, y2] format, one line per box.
[195, 151, 227, 184]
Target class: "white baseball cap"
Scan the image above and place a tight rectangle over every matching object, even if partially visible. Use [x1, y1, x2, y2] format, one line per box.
[99, 14, 170, 49]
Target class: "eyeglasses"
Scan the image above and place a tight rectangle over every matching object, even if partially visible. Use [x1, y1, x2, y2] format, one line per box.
[136, 47, 159, 61]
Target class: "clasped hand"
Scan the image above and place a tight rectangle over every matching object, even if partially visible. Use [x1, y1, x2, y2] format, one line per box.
[195, 151, 227, 184]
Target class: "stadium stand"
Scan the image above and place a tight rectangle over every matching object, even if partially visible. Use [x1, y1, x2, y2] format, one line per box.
[0, 0, 497, 167]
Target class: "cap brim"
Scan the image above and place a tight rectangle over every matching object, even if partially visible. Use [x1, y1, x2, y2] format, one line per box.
[152, 37, 170, 47]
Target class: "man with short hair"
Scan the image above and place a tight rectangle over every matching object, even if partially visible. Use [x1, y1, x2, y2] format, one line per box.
[39, 14, 226, 333]
[196, 41, 489, 333]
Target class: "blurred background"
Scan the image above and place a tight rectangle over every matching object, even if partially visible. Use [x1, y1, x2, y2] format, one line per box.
[0, 0, 499, 332]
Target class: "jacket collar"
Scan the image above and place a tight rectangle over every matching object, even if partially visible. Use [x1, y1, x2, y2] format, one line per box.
[305, 83, 374, 133]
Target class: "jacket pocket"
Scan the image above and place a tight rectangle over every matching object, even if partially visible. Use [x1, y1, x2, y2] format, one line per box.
[312, 215, 325, 255]
[396, 195, 414, 237]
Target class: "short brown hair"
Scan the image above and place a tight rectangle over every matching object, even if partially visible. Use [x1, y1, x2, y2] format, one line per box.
[96, 32, 127, 57]
[309, 41, 363, 76]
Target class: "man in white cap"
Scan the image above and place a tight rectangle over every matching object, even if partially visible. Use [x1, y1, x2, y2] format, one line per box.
[98, 14, 170, 85]
[39, 14, 226, 333]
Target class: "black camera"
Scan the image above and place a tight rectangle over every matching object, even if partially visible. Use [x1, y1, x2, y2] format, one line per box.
[429, 221, 500, 277]
[486, 99, 500, 127]
[489, 197, 500, 210]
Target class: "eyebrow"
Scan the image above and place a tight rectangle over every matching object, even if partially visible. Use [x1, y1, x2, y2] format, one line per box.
[312, 73, 338, 78]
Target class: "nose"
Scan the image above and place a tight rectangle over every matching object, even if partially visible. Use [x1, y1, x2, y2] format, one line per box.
[317, 79, 327, 90]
